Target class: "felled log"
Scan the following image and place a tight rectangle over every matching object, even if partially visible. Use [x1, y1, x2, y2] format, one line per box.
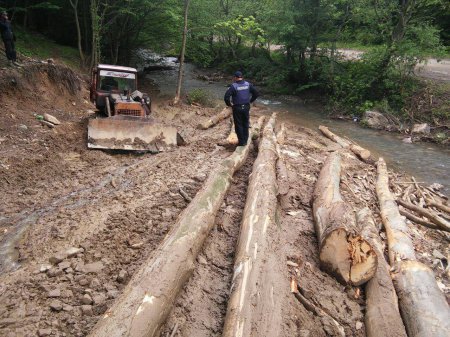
[197, 107, 231, 129]
[276, 122, 286, 145]
[89, 117, 265, 337]
[376, 158, 450, 337]
[312, 152, 377, 285]
[356, 207, 407, 337]
[223, 114, 283, 337]
[226, 118, 238, 145]
[319, 125, 372, 162]
[397, 199, 450, 232]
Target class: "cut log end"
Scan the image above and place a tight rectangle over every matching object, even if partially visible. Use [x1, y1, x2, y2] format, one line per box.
[320, 229, 377, 285]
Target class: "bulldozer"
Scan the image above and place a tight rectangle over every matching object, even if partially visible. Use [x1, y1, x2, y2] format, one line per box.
[88, 64, 184, 152]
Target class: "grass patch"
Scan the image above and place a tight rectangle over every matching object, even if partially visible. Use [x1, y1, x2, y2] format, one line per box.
[14, 27, 82, 70]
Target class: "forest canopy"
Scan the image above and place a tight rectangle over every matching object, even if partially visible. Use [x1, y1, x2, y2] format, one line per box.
[1, 0, 449, 119]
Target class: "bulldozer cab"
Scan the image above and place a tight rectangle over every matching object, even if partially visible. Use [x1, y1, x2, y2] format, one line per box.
[90, 64, 138, 111]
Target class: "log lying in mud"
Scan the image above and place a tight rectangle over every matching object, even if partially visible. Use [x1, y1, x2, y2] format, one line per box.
[226, 118, 239, 145]
[376, 158, 450, 337]
[319, 125, 372, 162]
[356, 207, 407, 337]
[312, 152, 377, 285]
[89, 117, 265, 337]
[223, 114, 282, 337]
[197, 107, 231, 129]
[397, 199, 450, 232]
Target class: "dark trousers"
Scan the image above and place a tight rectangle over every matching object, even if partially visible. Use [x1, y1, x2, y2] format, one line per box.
[3, 39, 16, 61]
[232, 104, 250, 146]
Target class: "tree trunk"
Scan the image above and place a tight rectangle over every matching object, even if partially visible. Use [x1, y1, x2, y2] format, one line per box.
[356, 208, 407, 337]
[312, 152, 377, 285]
[197, 107, 231, 130]
[173, 0, 190, 104]
[376, 158, 450, 337]
[319, 125, 372, 162]
[88, 117, 265, 337]
[223, 114, 283, 337]
[69, 0, 85, 65]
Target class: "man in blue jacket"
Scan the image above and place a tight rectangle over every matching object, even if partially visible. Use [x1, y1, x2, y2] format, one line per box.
[0, 11, 19, 67]
[224, 71, 260, 146]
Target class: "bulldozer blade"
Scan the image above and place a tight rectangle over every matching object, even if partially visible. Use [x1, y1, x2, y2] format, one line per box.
[88, 116, 184, 152]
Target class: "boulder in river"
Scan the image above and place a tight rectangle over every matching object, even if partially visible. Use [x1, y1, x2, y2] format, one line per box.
[412, 123, 430, 134]
[362, 110, 390, 130]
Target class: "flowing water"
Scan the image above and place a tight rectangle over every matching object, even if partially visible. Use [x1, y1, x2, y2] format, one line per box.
[144, 62, 450, 194]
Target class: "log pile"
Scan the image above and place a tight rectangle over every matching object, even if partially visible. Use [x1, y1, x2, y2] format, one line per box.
[223, 113, 282, 336]
[376, 158, 450, 337]
[88, 117, 265, 337]
[312, 151, 378, 285]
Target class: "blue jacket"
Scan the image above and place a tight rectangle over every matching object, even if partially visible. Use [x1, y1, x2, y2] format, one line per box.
[224, 80, 259, 106]
[0, 19, 14, 41]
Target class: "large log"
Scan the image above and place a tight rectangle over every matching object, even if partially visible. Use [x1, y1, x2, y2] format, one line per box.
[312, 152, 377, 285]
[376, 158, 450, 337]
[197, 107, 231, 129]
[223, 114, 282, 337]
[89, 117, 265, 337]
[356, 207, 407, 337]
[319, 125, 372, 162]
[397, 199, 450, 232]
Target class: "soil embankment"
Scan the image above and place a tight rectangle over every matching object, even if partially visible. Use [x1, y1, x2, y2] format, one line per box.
[0, 62, 448, 336]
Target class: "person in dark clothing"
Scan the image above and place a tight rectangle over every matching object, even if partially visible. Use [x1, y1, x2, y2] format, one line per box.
[0, 11, 19, 67]
[224, 71, 259, 146]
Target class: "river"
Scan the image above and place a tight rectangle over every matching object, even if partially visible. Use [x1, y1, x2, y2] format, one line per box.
[143, 62, 449, 195]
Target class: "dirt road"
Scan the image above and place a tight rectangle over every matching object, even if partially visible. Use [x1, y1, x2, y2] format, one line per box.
[0, 63, 448, 336]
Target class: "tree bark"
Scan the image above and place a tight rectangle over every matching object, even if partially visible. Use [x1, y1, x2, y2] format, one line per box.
[173, 0, 190, 104]
[312, 152, 377, 285]
[356, 208, 407, 337]
[223, 114, 282, 337]
[319, 125, 372, 162]
[376, 158, 450, 337]
[88, 117, 264, 337]
[197, 107, 232, 130]
[396, 199, 450, 232]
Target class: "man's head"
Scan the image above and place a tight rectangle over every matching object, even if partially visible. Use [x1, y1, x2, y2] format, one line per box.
[233, 71, 243, 81]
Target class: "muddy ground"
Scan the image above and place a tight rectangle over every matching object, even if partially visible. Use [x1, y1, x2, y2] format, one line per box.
[0, 62, 448, 337]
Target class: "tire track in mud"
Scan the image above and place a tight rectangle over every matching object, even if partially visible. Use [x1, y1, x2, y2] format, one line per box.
[161, 149, 257, 337]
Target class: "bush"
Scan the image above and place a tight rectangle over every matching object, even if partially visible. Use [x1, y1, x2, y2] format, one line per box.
[186, 88, 215, 107]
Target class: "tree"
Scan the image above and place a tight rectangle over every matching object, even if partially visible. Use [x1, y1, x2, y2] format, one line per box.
[173, 0, 190, 104]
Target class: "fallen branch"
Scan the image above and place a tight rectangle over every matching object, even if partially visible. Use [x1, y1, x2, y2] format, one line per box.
[376, 158, 450, 337]
[399, 209, 440, 231]
[396, 199, 450, 232]
[197, 107, 231, 130]
[293, 289, 345, 337]
[425, 197, 450, 215]
[357, 207, 407, 337]
[89, 118, 265, 337]
[319, 125, 372, 162]
[223, 114, 283, 337]
[312, 152, 377, 285]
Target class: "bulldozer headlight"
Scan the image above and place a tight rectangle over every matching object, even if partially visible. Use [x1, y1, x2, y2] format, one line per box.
[145, 97, 151, 104]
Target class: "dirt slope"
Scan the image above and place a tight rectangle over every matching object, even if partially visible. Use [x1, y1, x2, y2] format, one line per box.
[0, 62, 448, 337]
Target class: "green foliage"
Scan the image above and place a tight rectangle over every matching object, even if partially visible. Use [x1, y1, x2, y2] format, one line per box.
[186, 88, 215, 107]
